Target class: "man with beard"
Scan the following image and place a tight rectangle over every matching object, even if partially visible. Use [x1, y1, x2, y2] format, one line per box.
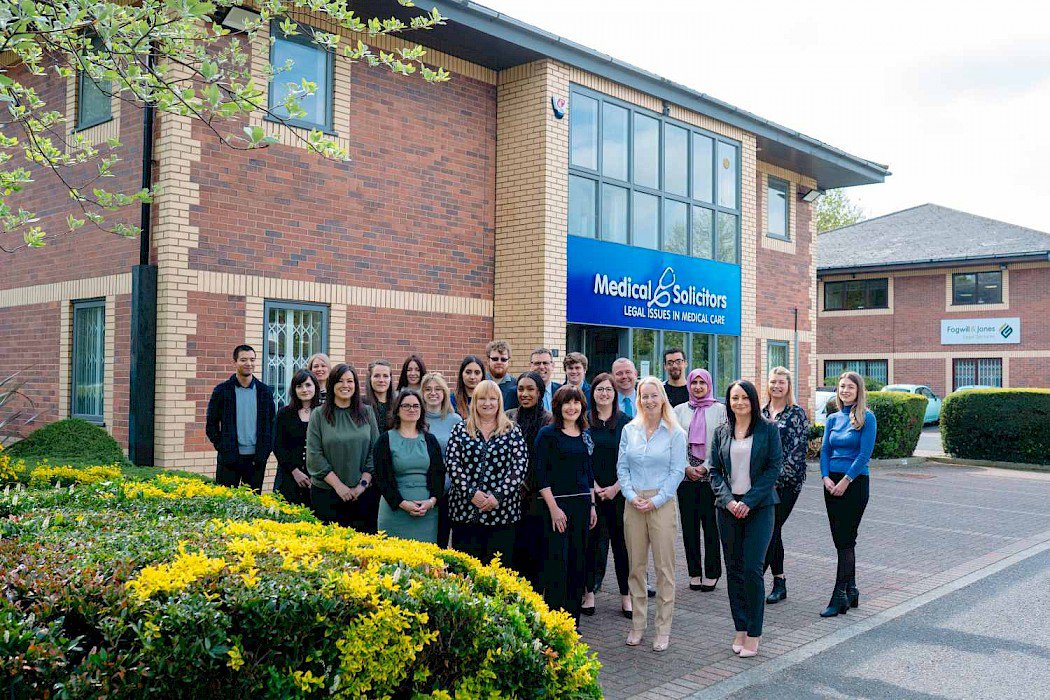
[662, 347, 689, 407]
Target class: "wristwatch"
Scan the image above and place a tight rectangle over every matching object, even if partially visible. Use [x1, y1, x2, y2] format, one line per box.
[359, 478, 370, 489]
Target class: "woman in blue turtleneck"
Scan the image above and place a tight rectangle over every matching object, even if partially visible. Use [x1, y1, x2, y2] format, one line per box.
[818, 370, 877, 618]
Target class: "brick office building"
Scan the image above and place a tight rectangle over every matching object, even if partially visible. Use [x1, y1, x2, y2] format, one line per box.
[0, 1, 887, 474]
[816, 204, 1050, 397]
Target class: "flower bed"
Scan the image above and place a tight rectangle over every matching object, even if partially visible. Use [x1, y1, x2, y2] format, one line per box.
[0, 450, 602, 698]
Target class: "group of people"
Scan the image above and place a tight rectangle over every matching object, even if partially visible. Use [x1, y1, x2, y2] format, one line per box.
[205, 341, 877, 656]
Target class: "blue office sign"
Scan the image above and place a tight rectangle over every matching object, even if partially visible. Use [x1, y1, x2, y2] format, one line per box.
[566, 236, 741, 336]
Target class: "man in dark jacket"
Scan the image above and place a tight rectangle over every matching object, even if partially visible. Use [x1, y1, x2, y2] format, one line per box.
[205, 344, 275, 493]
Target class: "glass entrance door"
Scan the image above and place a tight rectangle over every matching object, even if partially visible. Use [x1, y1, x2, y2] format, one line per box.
[567, 324, 627, 382]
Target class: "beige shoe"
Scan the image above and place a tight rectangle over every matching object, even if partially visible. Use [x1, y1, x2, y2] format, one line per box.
[626, 630, 644, 646]
[652, 634, 670, 652]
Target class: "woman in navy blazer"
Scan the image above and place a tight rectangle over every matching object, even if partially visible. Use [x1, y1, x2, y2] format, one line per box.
[709, 380, 783, 659]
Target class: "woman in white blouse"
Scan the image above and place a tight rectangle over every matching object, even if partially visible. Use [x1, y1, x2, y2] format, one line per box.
[617, 376, 686, 653]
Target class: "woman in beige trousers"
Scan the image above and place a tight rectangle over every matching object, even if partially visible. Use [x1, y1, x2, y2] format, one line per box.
[616, 376, 686, 652]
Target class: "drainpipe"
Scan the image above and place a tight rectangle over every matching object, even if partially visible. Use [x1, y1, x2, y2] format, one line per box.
[128, 45, 157, 466]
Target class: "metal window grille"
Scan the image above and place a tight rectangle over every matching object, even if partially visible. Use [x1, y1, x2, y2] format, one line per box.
[953, 358, 1003, 389]
[768, 341, 789, 372]
[824, 359, 887, 386]
[264, 302, 328, 408]
[71, 299, 105, 421]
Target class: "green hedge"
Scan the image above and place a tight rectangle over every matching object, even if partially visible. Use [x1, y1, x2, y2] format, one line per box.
[825, 392, 926, 459]
[5, 418, 129, 467]
[0, 451, 601, 698]
[940, 389, 1050, 465]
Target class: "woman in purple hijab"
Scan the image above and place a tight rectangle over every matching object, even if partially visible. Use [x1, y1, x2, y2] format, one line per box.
[673, 368, 728, 591]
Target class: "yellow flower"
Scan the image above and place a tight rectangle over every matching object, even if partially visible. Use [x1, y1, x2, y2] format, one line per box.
[227, 646, 245, 671]
[125, 546, 227, 602]
[29, 464, 121, 487]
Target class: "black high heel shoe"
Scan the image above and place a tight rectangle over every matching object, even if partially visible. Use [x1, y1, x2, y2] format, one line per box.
[846, 581, 859, 608]
[820, 586, 850, 617]
[698, 578, 719, 592]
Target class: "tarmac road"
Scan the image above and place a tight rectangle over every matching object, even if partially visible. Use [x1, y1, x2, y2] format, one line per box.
[726, 549, 1050, 700]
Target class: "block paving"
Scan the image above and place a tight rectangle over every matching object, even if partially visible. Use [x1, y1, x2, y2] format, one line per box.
[578, 463, 1050, 698]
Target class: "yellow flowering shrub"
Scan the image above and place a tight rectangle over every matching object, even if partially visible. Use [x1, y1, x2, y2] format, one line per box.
[1, 464, 602, 698]
[28, 464, 122, 487]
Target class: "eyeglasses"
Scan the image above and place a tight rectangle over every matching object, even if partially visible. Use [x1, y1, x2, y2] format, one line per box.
[400, 403, 422, 411]
[531, 361, 553, 367]
[594, 386, 615, 393]
[665, 359, 686, 366]
[488, 356, 509, 363]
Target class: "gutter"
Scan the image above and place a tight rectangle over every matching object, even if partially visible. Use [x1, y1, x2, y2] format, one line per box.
[816, 251, 1050, 277]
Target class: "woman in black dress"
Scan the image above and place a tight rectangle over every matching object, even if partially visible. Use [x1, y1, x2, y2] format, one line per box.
[273, 368, 320, 506]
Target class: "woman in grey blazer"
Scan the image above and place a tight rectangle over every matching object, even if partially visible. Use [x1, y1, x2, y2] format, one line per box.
[709, 380, 784, 659]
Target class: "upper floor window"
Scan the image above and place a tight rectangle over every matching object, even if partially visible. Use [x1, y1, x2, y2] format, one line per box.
[766, 176, 789, 239]
[76, 35, 113, 130]
[824, 278, 888, 311]
[568, 87, 740, 264]
[268, 22, 334, 132]
[952, 271, 1002, 305]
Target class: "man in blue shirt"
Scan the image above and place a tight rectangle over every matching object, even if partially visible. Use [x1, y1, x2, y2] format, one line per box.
[530, 348, 560, 411]
[612, 357, 639, 418]
[485, 339, 518, 410]
[205, 344, 275, 493]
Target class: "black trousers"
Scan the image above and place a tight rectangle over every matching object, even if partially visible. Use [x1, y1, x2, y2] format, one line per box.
[586, 493, 629, 595]
[678, 479, 722, 579]
[541, 496, 591, 625]
[312, 485, 379, 533]
[718, 503, 774, 637]
[215, 455, 265, 494]
[273, 469, 311, 507]
[764, 486, 801, 577]
[512, 501, 545, 590]
[824, 473, 869, 585]
[451, 522, 517, 564]
[436, 499, 452, 549]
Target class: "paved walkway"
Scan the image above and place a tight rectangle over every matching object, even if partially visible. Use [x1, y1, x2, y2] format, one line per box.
[579, 462, 1050, 699]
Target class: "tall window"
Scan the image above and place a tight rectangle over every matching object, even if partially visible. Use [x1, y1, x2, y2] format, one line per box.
[568, 87, 741, 263]
[823, 278, 889, 311]
[766, 176, 789, 239]
[952, 271, 1002, 305]
[767, 341, 789, 371]
[76, 35, 113, 130]
[268, 22, 335, 131]
[953, 358, 1003, 389]
[823, 360, 888, 386]
[71, 299, 105, 422]
[264, 301, 328, 407]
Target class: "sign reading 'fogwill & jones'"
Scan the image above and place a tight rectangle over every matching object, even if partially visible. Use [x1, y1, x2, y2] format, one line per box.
[566, 236, 741, 335]
[940, 317, 1021, 345]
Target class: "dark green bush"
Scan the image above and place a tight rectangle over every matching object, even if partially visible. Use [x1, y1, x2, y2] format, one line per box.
[868, 392, 926, 459]
[0, 464, 601, 698]
[6, 419, 128, 466]
[941, 389, 1050, 465]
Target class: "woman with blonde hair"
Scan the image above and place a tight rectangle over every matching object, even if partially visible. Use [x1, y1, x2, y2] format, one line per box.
[444, 380, 529, 563]
[421, 371, 462, 547]
[819, 371, 876, 617]
[306, 353, 332, 403]
[617, 376, 686, 652]
[761, 366, 809, 605]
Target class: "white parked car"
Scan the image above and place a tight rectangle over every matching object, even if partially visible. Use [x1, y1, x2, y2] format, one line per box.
[814, 388, 836, 424]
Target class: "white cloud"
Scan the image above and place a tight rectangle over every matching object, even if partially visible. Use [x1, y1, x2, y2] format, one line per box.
[477, 0, 1050, 232]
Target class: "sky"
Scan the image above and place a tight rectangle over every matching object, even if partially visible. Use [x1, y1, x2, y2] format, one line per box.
[478, 0, 1050, 233]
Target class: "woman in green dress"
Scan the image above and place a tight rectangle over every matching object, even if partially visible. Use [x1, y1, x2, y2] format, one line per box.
[373, 388, 445, 543]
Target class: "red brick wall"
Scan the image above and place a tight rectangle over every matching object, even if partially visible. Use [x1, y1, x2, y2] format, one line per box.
[0, 303, 62, 438]
[1010, 358, 1050, 389]
[1, 65, 143, 290]
[185, 292, 248, 453]
[894, 359, 948, 396]
[187, 64, 497, 299]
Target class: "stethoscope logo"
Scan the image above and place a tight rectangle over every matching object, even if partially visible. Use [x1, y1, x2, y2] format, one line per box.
[648, 267, 675, 309]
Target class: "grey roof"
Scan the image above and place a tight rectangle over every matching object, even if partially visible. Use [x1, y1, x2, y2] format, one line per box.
[817, 204, 1050, 273]
[362, 0, 889, 189]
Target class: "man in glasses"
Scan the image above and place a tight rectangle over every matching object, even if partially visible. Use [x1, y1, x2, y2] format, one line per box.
[662, 347, 690, 407]
[529, 347, 560, 411]
[485, 339, 518, 410]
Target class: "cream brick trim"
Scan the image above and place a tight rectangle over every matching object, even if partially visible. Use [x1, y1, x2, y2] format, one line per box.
[756, 326, 815, 343]
[739, 134, 759, 386]
[759, 172, 796, 254]
[329, 304, 347, 362]
[945, 267, 1009, 312]
[757, 161, 816, 190]
[566, 68, 748, 143]
[0, 274, 132, 309]
[818, 275, 894, 317]
[64, 70, 121, 151]
[197, 271, 493, 317]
